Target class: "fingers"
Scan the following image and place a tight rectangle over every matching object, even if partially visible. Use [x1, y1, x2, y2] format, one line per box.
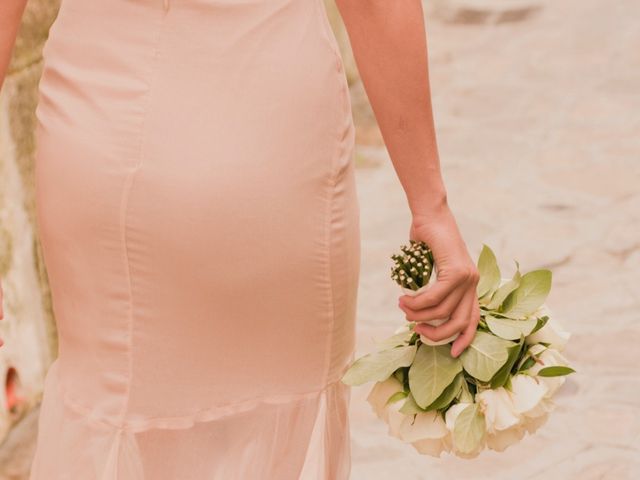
[399, 285, 465, 323]
[399, 274, 465, 311]
[415, 289, 475, 345]
[450, 295, 480, 358]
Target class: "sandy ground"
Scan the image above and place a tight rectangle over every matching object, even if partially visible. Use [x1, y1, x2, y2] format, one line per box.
[1, 0, 638, 478]
[348, 0, 639, 479]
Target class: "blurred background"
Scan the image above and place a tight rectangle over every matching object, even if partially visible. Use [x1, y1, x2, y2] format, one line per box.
[0, 0, 638, 478]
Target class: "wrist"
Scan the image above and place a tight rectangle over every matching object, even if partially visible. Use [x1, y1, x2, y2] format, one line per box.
[407, 186, 449, 218]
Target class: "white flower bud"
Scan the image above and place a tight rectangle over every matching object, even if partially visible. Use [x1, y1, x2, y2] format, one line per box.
[526, 305, 571, 351]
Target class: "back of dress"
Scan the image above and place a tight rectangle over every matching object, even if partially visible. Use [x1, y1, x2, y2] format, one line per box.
[29, 0, 359, 478]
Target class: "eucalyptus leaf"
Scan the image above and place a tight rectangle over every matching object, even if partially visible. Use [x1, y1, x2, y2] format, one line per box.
[341, 345, 417, 386]
[374, 329, 413, 350]
[518, 356, 536, 372]
[385, 390, 409, 406]
[460, 331, 515, 382]
[453, 403, 486, 454]
[538, 366, 575, 377]
[486, 315, 537, 340]
[458, 378, 474, 403]
[490, 338, 524, 389]
[427, 372, 464, 411]
[477, 245, 501, 299]
[393, 367, 408, 386]
[399, 391, 427, 415]
[486, 267, 522, 310]
[409, 344, 463, 408]
[501, 270, 552, 319]
[529, 315, 549, 335]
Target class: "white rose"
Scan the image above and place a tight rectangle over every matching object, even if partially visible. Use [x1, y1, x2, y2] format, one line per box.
[411, 435, 451, 457]
[525, 305, 571, 351]
[476, 387, 521, 433]
[366, 376, 404, 422]
[526, 347, 570, 398]
[508, 374, 548, 416]
[398, 410, 448, 443]
[386, 396, 406, 439]
[521, 409, 551, 434]
[486, 424, 526, 452]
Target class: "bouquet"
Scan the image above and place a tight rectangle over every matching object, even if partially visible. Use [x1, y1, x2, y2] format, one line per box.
[341, 241, 575, 458]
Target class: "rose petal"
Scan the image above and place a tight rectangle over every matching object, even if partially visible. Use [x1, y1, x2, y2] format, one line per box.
[366, 376, 404, 421]
[398, 410, 448, 443]
[477, 387, 521, 432]
[486, 425, 526, 452]
[386, 399, 406, 439]
[509, 374, 548, 415]
[526, 306, 571, 351]
[411, 437, 449, 457]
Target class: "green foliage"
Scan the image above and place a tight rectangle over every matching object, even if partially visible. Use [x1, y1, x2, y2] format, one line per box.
[477, 244, 501, 298]
[453, 403, 486, 454]
[538, 366, 576, 377]
[460, 331, 515, 382]
[409, 344, 463, 409]
[501, 270, 552, 319]
[341, 345, 417, 386]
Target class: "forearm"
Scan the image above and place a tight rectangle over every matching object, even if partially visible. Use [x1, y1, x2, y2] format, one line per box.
[0, 0, 28, 91]
[335, 0, 447, 215]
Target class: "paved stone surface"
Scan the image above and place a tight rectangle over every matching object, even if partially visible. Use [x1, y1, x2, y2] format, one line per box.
[1, 0, 638, 478]
[349, 0, 639, 479]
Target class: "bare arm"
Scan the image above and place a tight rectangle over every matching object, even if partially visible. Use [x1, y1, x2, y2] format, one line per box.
[0, 0, 28, 346]
[335, 0, 480, 357]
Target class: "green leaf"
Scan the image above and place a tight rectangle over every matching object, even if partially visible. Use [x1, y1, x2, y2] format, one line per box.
[538, 366, 575, 377]
[518, 356, 536, 372]
[341, 345, 417, 386]
[476, 245, 501, 298]
[486, 315, 538, 340]
[385, 390, 409, 406]
[374, 329, 413, 350]
[501, 270, 552, 319]
[408, 344, 463, 409]
[399, 391, 427, 415]
[426, 372, 464, 411]
[529, 315, 549, 335]
[453, 403, 486, 454]
[486, 266, 522, 310]
[458, 378, 474, 403]
[490, 338, 525, 388]
[393, 367, 407, 386]
[460, 331, 515, 382]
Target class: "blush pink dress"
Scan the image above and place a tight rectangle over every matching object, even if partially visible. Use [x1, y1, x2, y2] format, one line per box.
[29, 0, 360, 478]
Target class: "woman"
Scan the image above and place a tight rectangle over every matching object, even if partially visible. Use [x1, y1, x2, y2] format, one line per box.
[0, 0, 480, 478]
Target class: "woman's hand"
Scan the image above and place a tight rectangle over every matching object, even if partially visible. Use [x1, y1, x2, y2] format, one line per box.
[398, 206, 480, 358]
[335, 1, 480, 356]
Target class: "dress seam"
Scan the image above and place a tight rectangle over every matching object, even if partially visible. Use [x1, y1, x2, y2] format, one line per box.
[119, 6, 169, 429]
[52, 359, 345, 433]
[322, 160, 338, 391]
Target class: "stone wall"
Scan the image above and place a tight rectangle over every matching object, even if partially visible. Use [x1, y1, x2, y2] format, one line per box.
[0, 0, 60, 444]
